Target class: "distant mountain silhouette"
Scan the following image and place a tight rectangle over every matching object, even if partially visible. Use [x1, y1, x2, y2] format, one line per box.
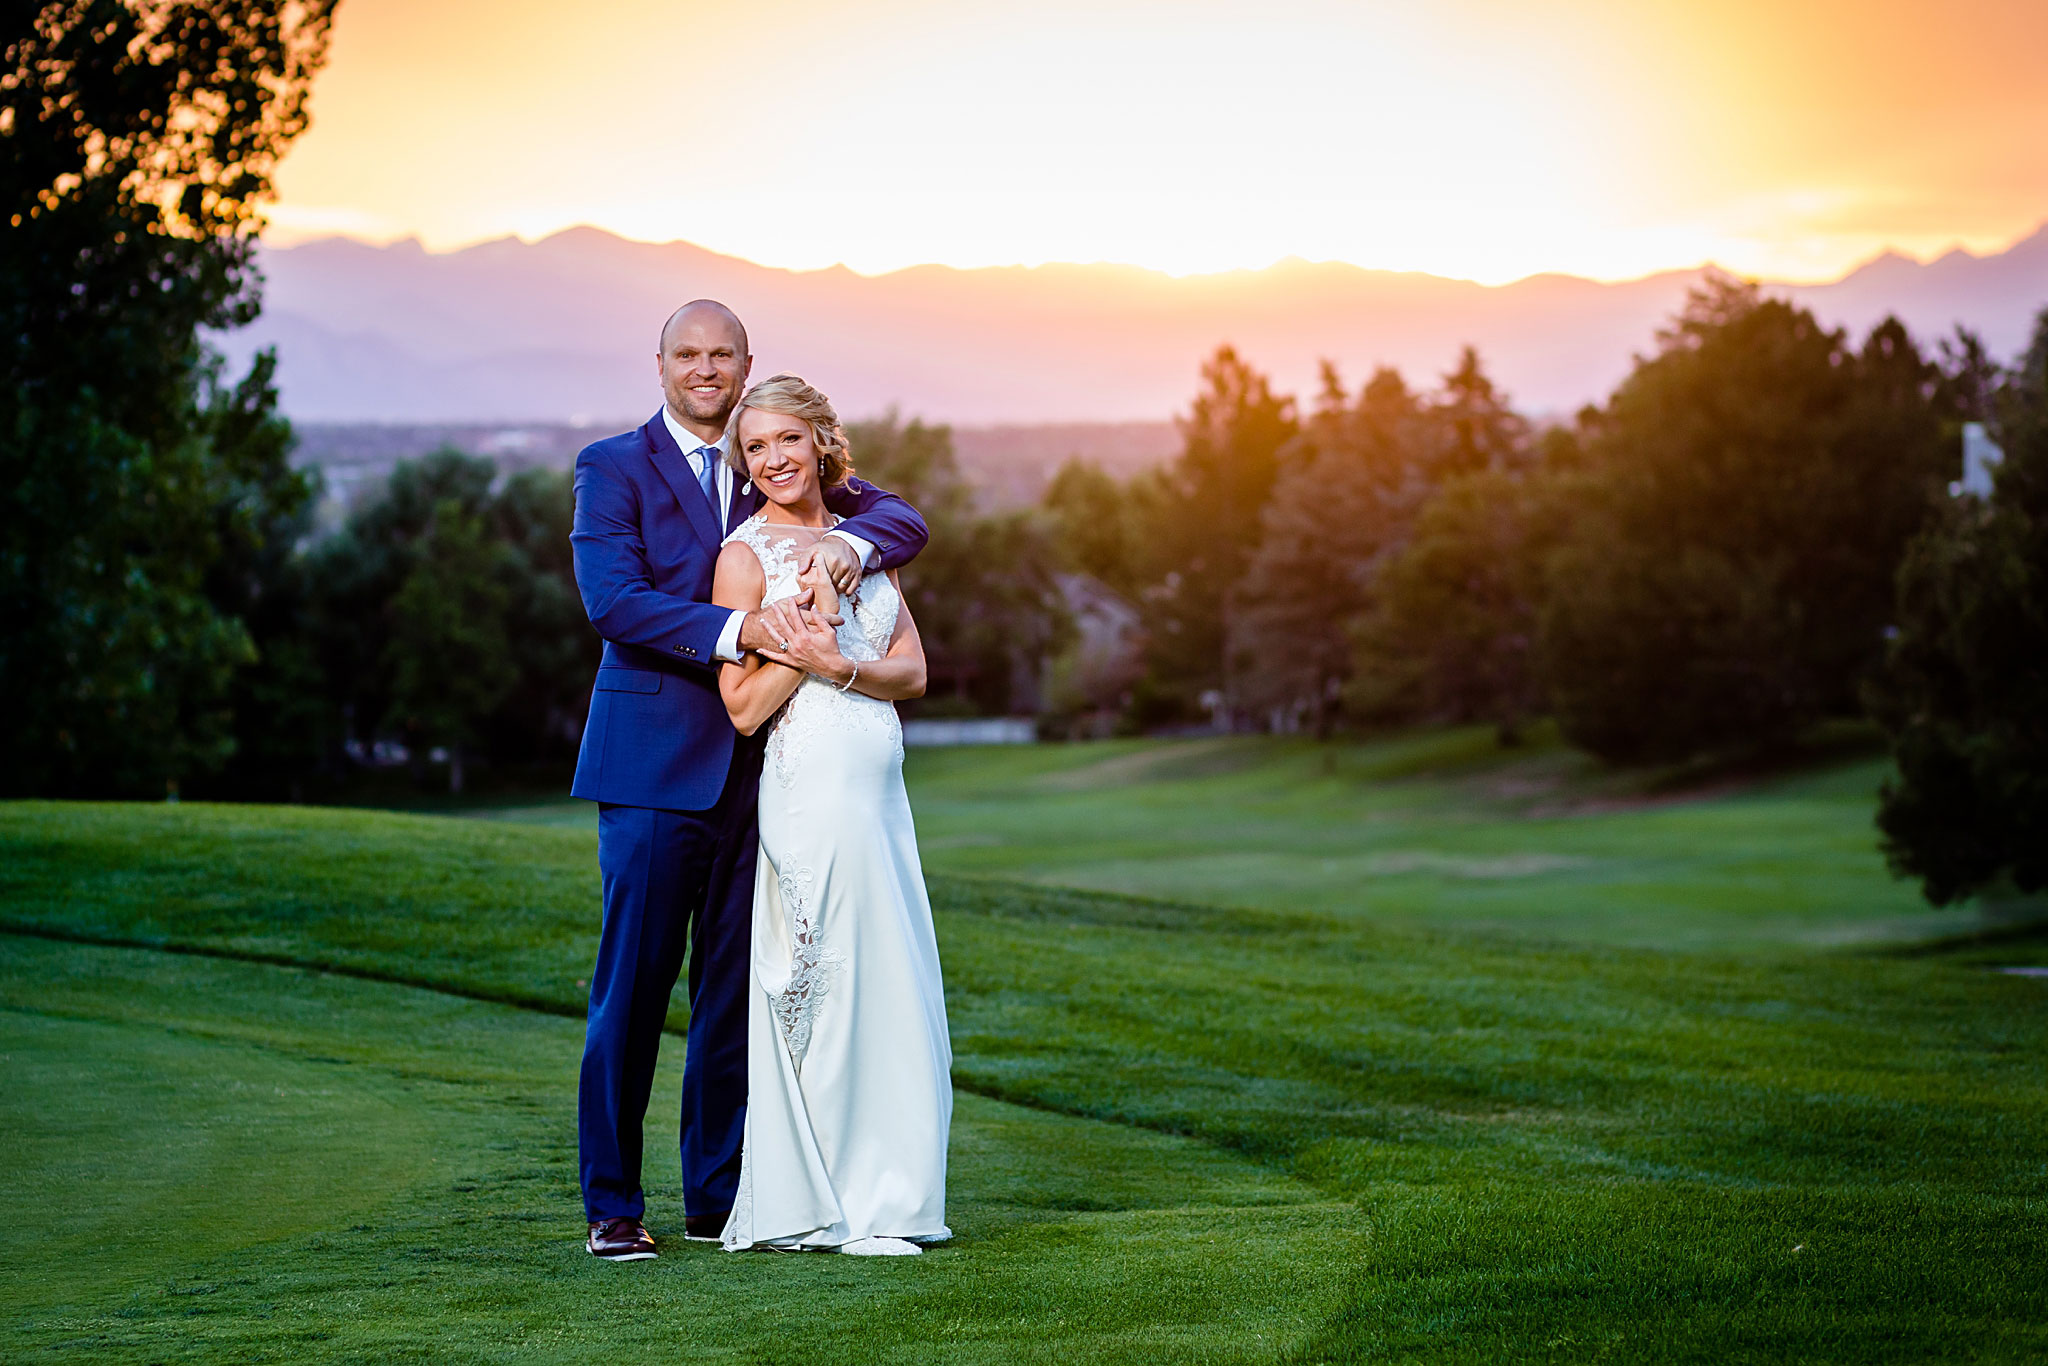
[222, 224, 2048, 425]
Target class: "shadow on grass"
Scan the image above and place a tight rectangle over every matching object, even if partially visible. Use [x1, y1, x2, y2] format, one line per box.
[1881, 899, 2048, 964]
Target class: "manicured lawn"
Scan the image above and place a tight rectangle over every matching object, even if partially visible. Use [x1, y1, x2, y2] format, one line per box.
[2, 743, 2045, 1361]
[455, 726, 1952, 949]
[896, 726, 1949, 950]
[2, 936, 1344, 1363]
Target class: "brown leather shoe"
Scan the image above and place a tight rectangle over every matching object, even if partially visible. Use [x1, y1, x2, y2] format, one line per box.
[683, 1209, 729, 1243]
[587, 1216, 657, 1261]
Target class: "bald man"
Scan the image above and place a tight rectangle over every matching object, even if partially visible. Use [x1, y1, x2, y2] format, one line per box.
[569, 300, 929, 1260]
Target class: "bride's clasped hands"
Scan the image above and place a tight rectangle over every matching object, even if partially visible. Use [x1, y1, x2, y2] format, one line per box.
[770, 559, 909, 704]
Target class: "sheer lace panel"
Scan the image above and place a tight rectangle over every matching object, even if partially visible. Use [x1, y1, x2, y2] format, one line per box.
[772, 864, 843, 1071]
[723, 516, 843, 609]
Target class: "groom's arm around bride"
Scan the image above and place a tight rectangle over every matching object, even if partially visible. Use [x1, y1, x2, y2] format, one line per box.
[567, 302, 928, 812]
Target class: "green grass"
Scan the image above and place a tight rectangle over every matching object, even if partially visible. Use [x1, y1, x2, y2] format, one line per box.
[3, 732, 2047, 1361]
[454, 726, 1957, 950]
[895, 725, 1956, 951]
[2, 936, 1350, 1362]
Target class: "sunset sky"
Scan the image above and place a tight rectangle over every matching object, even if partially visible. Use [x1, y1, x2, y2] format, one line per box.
[268, 0, 2048, 286]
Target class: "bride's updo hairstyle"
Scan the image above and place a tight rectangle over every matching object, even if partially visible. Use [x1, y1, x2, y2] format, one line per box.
[722, 373, 856, 488]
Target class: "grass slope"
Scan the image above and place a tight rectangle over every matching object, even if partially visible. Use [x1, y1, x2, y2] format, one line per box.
[457, 726, 1949, 949]
[899, 726, 1946, 951]
[2, 936, 1349, 1363]
[4, 788, 2046, 1362]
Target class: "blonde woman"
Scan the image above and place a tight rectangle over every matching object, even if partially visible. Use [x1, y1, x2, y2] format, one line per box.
[710, 375, 951, 1256]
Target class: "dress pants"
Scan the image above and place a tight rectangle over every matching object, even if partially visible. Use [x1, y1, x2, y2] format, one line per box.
[579, 733, 764, 1224]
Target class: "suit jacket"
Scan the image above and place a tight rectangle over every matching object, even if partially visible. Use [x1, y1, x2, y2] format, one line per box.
[569, 410, 929, 810]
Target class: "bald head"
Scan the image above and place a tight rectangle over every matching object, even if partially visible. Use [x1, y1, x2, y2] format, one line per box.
[655, 298, 754, 441]
[659, 299, 749, 358]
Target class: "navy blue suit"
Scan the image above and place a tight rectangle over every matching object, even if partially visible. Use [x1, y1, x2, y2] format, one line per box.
[569, 410, 928, 1225]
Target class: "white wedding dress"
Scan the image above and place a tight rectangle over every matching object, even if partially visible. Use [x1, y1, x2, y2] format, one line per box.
[719, 514, 953, 1253]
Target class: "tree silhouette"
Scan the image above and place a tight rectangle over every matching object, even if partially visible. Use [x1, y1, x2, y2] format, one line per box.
[1142, 346, 1297, 722]
[1234, 364, 1421, 734]
[1540, 277, 1954, 762]
[1871, 309, 2048, 905]
[2, 1, 336, 794]
[849, 415, 1069, 716]
[384, 500, 515, 794]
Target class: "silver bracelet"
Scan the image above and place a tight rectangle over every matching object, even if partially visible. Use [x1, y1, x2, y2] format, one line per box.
[837, 662, 859, 692]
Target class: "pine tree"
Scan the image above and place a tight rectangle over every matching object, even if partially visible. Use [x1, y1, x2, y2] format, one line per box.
[1870, 310, 2048, 905]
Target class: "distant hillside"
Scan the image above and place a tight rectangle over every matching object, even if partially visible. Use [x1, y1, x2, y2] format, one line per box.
[223, 224, 2048, 426]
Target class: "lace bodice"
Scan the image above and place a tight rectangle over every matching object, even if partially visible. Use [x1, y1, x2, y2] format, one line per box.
[723, 513, 904, 787]
[723, 514, 900, 658]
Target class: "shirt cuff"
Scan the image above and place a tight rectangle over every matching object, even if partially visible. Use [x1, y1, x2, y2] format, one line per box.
[826, 529, 878, 569]
[714, 608, 746, 663]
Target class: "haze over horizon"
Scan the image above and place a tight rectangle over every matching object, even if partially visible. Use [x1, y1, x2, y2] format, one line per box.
[269, 0, 2048, 288]
[278, 214, 2048, 293]
[230, 217, 2048, 428]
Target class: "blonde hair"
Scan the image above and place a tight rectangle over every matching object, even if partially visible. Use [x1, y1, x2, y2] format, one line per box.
[723, 373, 855, 488]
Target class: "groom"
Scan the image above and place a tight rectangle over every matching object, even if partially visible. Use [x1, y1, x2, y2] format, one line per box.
[568, 299, 928, 1260]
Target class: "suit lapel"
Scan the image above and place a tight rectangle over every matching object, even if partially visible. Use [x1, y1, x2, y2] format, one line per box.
[641, 411, 724, 549]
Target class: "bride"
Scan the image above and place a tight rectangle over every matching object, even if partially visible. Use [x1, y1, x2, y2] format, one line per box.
[710, 374, 952, 1257]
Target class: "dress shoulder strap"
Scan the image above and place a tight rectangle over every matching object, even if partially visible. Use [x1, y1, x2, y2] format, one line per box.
[722, 511, 768, 550]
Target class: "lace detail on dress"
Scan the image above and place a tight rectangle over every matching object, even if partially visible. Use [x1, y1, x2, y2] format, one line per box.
[772, 865, 842, 1071]
[721, 1147, 754, 1251]
[766, 671, 903, 789]
[724, 515, 804, 604]
[725, 513, 907, 790]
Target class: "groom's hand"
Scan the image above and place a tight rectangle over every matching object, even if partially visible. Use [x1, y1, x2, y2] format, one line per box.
[739, 603, 805, 663]
[801, 538, 864, 596]
[742, 599, 844, 667]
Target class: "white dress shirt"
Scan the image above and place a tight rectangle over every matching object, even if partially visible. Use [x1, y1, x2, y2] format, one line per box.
[661, 406, 877, 662]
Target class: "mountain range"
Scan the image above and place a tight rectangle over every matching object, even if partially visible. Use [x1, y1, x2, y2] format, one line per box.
[220, 223, 2048, 427]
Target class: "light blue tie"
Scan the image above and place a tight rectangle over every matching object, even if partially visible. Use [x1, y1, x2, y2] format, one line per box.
[693, 446, 721, 518]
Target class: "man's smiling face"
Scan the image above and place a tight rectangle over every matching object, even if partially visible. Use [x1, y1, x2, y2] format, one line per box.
[656, 303, 751, 432]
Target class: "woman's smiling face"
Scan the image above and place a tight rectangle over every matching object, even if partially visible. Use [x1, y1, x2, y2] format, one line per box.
[736, 407, 821, 507]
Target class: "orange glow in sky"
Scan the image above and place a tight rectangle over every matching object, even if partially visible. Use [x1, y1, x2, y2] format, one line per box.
[267, 0, 2048, 285]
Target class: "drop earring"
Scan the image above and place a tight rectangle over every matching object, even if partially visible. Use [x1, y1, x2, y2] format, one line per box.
[741, 478, 752, 494]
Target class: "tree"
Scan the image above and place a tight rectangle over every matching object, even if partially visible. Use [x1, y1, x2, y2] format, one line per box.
[1936, 327, 2001, 425]
[383, 500, 515, 793]
[1352, 452, 1572, 742]
[483, 467, 596, 763]
[1233, 364, 1423, 734]
[849, 415, 1069, 715]
[1340, 355, 1544, 735]
[1539, 276, 1954, 762]
[1233, 349, 1541, 739]
[226, 449, 595, 795]
[1427, 345, 1531, 480]
[1869, 309, 2048, 905]
[1142, 347, 1298, 722]
[303, 448, 497, 764]
[1, 0, 336, 795]
[1042, 456, 1154, 601]
[199, 349, 326, 796]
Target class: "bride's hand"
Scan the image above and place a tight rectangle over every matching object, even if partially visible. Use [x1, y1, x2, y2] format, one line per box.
[796, 556, 840, 615]
[777, 606, 850, 684]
